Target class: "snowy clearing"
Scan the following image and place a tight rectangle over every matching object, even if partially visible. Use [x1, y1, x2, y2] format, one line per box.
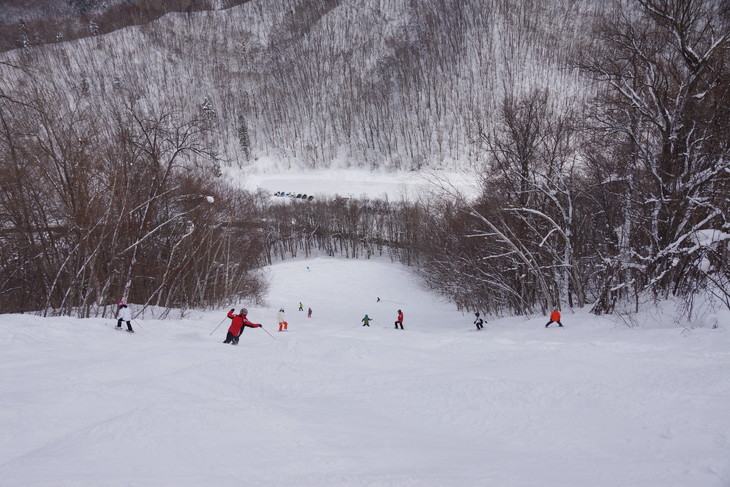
[1, 258, 729, 486]
[225, 161, 481, 202]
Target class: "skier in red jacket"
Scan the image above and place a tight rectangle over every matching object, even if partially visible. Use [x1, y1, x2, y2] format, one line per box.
[545, 309, 564, 328]
[224, 308, 261, 344]
[394, 309, 404, 330]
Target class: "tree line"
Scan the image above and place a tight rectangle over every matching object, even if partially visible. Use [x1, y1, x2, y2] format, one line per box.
[0, 0, 727, 320]
[1, 0, 251, 54]
[0, 76, 267, 317]
[417, 1, 729, 317]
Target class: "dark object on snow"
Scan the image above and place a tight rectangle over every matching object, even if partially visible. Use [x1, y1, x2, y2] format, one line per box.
[474, 312, 484, 330]
[308, 195, 314, 201]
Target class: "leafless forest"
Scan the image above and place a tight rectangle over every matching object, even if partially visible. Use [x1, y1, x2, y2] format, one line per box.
[0, 0, 727, 318]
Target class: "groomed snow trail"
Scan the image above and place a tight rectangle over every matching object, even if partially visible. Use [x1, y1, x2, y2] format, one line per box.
[0, 258, 728, 486]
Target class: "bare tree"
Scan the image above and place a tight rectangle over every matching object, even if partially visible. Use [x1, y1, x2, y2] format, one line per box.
[579, 0, 730, 313]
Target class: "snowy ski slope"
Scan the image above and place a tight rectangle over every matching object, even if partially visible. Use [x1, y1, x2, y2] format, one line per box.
[0, 257, 729, 486]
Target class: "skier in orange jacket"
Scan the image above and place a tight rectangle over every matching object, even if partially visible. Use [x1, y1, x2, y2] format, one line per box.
[545, 309, 564, 328]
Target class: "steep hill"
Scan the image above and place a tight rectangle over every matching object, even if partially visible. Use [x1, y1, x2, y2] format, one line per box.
[0, 0, 249, 52]
[0, 0, 607, 173]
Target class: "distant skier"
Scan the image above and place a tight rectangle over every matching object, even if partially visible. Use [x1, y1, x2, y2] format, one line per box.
[361, 314, 371, 327]
[299, 302, 304, 311]
[474, 312, 484, 331]
[377, 297, 380, 302]
[394, 309, 404, 330]
[278, 308, 288, 332]
[307, 307, 312, 318]
[116, 301, 134, 333]
[224, 308, 261, 344]
[545, 309, 564, 328]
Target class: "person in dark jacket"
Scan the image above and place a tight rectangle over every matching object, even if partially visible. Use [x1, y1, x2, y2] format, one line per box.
[361, 314, 371, 327]
[474, 312, 484, 331]
[224, 308, 261, 344]
[394, 309, 404, 330]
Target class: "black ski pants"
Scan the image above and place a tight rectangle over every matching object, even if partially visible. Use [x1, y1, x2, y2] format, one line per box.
[117, 319, 133, 331]
[394, 321, 403, 329]
[545, 320, 563, 327]
[223, 331, 238, 344]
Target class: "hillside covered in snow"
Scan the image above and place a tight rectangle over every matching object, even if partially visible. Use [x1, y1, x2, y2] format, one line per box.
[0, 0, 605, 172]
[0, 2, 727, 350]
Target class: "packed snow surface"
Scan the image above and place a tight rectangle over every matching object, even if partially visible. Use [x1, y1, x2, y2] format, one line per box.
[1, 258, 729, 486]
[228, 164, 481, 201]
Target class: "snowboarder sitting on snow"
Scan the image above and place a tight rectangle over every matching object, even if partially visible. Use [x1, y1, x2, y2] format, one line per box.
[545, 309, 564, 328]
[394, 309, 404, 330]
[116, 301, 134, 333]
[278, 308, 288, 332]
[362, 314, 371, 327]
[224, 308, 261, 344]
[474, 312, 484, 331]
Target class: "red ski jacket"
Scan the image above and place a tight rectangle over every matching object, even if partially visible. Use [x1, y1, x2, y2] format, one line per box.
[397, 311, 403, 323]
[241, 315, 261, 329]
[550, 310, 561, 322]
[227, 310, 261, 335]
[227, 310, 244, 335]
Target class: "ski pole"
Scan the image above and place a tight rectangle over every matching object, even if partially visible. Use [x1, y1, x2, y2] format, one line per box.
[259, 325, 276, 341]
[133, 318, 144, 330]
[209, 316, 228, 336]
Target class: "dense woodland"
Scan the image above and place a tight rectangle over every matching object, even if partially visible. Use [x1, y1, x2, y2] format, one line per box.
[0, 0, 727, 319]
[0, 0, 250, 53]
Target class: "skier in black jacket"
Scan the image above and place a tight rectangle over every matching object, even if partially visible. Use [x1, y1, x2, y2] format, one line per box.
[474, 312, 484, 331]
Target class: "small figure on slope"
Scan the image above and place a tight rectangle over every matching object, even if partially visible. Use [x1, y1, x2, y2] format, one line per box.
[224, 308, 261, 344]
[394, 309, 404, 330]
[361, 314, 371, 327]
[474, 312, 484, 331]
[116, 301, 134, 333]
[377, 297, 380, 302]
[307, 307, 312, 318]
[545, 309, 564, 328]
[278, 308, 288, 332]
[299, 302, 304, 311]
